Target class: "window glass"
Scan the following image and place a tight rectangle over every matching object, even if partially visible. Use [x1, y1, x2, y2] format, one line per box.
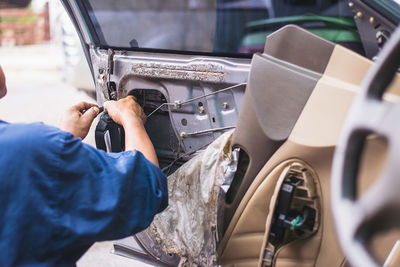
[83, 0, 361, 55]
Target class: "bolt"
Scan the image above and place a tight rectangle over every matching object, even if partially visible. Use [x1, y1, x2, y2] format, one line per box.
[376, 31, 390, 48]
[369, 17, 376, 24]
[222, 102, 228, 109]
[110, 91, 117, 98]
[180, 132, 187, 138]
[356, 11, 363, 19]
[377, 36, 384, 45]
[199, 106, 205, 114]
[174, 100, 182, 109]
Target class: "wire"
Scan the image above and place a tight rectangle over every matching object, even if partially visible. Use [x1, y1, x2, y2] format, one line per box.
[146, 103, 175, 118]
[182, 126, 236, 137]
[176, 133, 184, 159]
[162, 140, 214, 175]
[163, 126, 236, 175]
[290, 216, 302, 231]
[179, 83, 246, 105]
[146, 83, 246, 118]
[153, 83, 245, 174]
[290, 208, 309, 231]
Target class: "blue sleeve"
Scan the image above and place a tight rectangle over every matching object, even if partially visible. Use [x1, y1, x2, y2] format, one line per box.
[0, 122, 167, 266]
[52, 132, 168, 249]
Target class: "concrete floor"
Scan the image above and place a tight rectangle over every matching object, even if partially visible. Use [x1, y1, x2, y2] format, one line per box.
[0, 44, 152, 267]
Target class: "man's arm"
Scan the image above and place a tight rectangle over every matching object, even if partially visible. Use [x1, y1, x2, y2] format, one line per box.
[0, 121, 168, 266]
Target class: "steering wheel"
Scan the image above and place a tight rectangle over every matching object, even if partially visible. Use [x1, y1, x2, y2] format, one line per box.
[332, 26, 400, 267]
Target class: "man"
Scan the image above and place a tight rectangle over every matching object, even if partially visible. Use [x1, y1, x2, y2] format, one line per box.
[0, 66, 168, 266]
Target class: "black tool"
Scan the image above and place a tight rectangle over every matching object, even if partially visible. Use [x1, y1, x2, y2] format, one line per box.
[95, 111, 125, 152]
[82, 106, 125, 152]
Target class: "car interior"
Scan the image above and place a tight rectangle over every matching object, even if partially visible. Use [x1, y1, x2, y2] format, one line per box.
[61, 0, 400, 266]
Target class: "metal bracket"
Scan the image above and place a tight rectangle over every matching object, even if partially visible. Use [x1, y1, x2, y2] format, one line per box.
[107, 48, 117, 100]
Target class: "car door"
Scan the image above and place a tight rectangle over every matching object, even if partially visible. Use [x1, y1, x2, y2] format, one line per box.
[60, 0, 399, 266]
[61, 0, 253, 171]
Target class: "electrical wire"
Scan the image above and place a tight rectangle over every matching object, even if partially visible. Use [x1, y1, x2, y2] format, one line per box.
[163, 126, 236, 175]
[176, 134, 184, 159]
[290, 216, 302, 231]
[162, 140, 214, 175]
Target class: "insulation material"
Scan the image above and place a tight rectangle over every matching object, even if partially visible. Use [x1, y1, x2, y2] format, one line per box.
[148, 131, 237, 266]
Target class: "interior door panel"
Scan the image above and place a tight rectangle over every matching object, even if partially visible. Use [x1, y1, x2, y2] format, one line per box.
[224, 26, 332, 231]
[218, 25, 400, 266]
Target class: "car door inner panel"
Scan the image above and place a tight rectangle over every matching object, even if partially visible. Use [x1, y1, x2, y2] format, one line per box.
[218, 26, 400, 267]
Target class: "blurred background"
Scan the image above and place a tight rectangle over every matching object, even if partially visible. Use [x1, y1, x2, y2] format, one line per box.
[0, 1, 150, 266]
[0, 0, 96, 145]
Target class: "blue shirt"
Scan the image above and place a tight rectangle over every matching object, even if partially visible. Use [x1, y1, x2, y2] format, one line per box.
[0, 121, 168, 266]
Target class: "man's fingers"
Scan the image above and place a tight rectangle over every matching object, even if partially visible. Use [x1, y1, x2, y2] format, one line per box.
[126, 95, 137, 101]
[72, 102, 98, 112]
[80, 106, 99, 125]
[103, 100, 114, 112]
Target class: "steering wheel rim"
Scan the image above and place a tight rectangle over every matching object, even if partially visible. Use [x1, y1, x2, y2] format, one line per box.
[332, 25, 400, 267]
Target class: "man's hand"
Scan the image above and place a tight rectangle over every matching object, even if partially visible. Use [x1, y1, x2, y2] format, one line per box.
[104, 96, 159, 166]
[103, 95, 146, 127]
[60, 102, 99, 139]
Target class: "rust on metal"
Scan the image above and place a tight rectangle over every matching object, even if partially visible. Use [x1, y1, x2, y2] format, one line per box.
[131, 62, 224, 82]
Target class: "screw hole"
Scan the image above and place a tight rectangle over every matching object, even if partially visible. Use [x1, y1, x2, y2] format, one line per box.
[181, 118, 187, 126]
[212, 117, 216, 123]
[198, 102, 203, 107]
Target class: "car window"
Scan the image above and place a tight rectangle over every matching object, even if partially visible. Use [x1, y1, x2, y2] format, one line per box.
[82, 0, 360, 56]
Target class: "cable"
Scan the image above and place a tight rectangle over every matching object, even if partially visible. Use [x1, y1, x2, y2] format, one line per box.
[162, 140, 214, 175]
[152, 83, 245, 174]
[176, 133, 184, 159]
[290, 216, 302, 231]
[146, 83, 246, 118]
[181, 126, 236, 137]
[163, 126, 236, 175]
[290, 208, 309, 231]
[179, 83, 246, 106]
[147, 103, 175, 118]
